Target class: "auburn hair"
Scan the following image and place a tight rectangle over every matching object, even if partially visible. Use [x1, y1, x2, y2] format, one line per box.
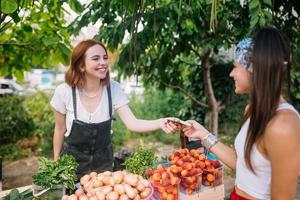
[65, 40, 110, 88]
[240, 27, 291, 173]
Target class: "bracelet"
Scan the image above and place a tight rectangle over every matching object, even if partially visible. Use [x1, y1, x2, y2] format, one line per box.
[202, 133, 218, 150]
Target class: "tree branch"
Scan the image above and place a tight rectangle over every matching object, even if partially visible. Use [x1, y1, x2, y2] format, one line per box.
[160, 80, 209, 108]
[0, 14, 8, 27]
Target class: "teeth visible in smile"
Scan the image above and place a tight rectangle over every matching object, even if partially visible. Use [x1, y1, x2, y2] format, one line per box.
[96, 68, 106, 72]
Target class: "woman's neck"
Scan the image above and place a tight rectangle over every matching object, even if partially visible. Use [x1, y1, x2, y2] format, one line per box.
[83, 77, 102, 92]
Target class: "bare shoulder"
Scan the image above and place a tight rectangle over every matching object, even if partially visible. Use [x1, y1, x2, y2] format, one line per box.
[265, 109, 300, 147]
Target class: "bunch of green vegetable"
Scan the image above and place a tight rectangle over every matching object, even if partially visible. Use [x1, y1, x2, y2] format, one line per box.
[32, 155, 78, 190]
[2, 189, 33, 200]
[124, 147, 157, 178]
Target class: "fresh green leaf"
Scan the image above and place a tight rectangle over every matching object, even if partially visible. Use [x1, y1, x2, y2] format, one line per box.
[125, 147, 157, 178]
[32, 155, 78, 190]
[262, 0, 272, 7]
[1, 0, 18, 14]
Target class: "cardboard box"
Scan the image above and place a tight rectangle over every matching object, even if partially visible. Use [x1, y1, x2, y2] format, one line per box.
[180, 184, 225, 200]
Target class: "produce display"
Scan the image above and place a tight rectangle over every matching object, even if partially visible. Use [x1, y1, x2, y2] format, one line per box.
[202, 160, 223, 187]
[146, 164, 180, 200]
[168, 149, 223, 190]
[62, 170, 153, 200]
[124, 147, 157, 178]
[168, 149, 203, 194]
[30, 155, 78, 199]
[32, 155, 79, 190]
[145, 148, 224, 198]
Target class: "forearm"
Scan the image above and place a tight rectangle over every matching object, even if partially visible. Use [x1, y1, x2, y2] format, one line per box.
[53, 128, 65, 161]
[117, 105, 165, 133]
[209, 141, 237, 170]
[125, 118, 162, 133]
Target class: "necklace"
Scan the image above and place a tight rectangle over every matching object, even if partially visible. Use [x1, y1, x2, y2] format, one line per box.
[81, 88, 100, 98]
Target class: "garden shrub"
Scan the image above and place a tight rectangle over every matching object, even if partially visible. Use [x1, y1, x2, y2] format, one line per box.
[23, 91, 54, 156]
[0, 95, 35, 146]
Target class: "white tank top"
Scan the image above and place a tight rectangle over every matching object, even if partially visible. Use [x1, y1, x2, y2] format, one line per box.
[234, 103, 300, 199]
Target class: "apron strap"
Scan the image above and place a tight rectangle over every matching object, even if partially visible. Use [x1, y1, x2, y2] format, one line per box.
[72, 87, 77, 120]
[107, 83, 112, 118]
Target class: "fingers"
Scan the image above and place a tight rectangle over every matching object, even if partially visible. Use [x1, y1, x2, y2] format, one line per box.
[160, 119, 178, 134]
[167, 121, 178, 130]
[161, 126, 173, 134]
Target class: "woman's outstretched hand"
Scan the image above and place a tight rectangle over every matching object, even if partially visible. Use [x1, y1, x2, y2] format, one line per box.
[182, 120, 210, 140]
[159, 117, 180, 134]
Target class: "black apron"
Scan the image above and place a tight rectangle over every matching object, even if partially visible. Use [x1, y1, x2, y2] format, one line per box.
[62, 85, 113, 179]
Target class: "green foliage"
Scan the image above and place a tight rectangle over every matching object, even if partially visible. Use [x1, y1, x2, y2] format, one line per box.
[24, 91, 54, 156]
[0, 0, 83, 79]
[1, 0, 18, 14]
[73, 0, 250, 131]
[125, 147, 157, 178]
[32, 155, 78, 190]
[248, 0, 273, 30]
[0, 94, 35, 145]
[0, 143, 32, 160]
[0, 91, 54, 160]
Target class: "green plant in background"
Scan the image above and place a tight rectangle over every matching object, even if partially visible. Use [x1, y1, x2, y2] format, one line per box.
[0, 91, 54, 160]
[125, 147, 157, 178]
[0, 143, 32, 161]
[0, 0, 83, 79]
[24, 91, 54, 156]
[0, 95, 35, 146]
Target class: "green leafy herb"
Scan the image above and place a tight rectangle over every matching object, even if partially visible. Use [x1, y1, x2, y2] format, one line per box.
[32, 155, 78, 190]
[2, 189, 33, 200]
[125, 147, 157, 178]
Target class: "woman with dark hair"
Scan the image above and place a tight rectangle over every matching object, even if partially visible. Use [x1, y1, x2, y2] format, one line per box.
[51, 40, 178, 178]
[182, 27, 300, 199]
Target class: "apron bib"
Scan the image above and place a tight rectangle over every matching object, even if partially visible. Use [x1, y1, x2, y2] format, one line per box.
[62, 84, 113, 178]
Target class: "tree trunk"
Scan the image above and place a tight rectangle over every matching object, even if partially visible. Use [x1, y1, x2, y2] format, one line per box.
[201, 49, 219, 136]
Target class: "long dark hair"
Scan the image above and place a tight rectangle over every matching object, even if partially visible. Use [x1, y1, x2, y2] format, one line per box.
[240, 27, 291, 172]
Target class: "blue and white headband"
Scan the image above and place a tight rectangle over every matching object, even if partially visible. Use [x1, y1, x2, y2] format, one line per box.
[235, 38, 253, 72]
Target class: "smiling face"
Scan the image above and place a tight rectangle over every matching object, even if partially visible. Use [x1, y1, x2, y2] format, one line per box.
[83, 44, 109, 80]
[230, 61, 252, 94]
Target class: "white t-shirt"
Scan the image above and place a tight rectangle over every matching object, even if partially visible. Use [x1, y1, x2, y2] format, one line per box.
[50, 80, 129, 137]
